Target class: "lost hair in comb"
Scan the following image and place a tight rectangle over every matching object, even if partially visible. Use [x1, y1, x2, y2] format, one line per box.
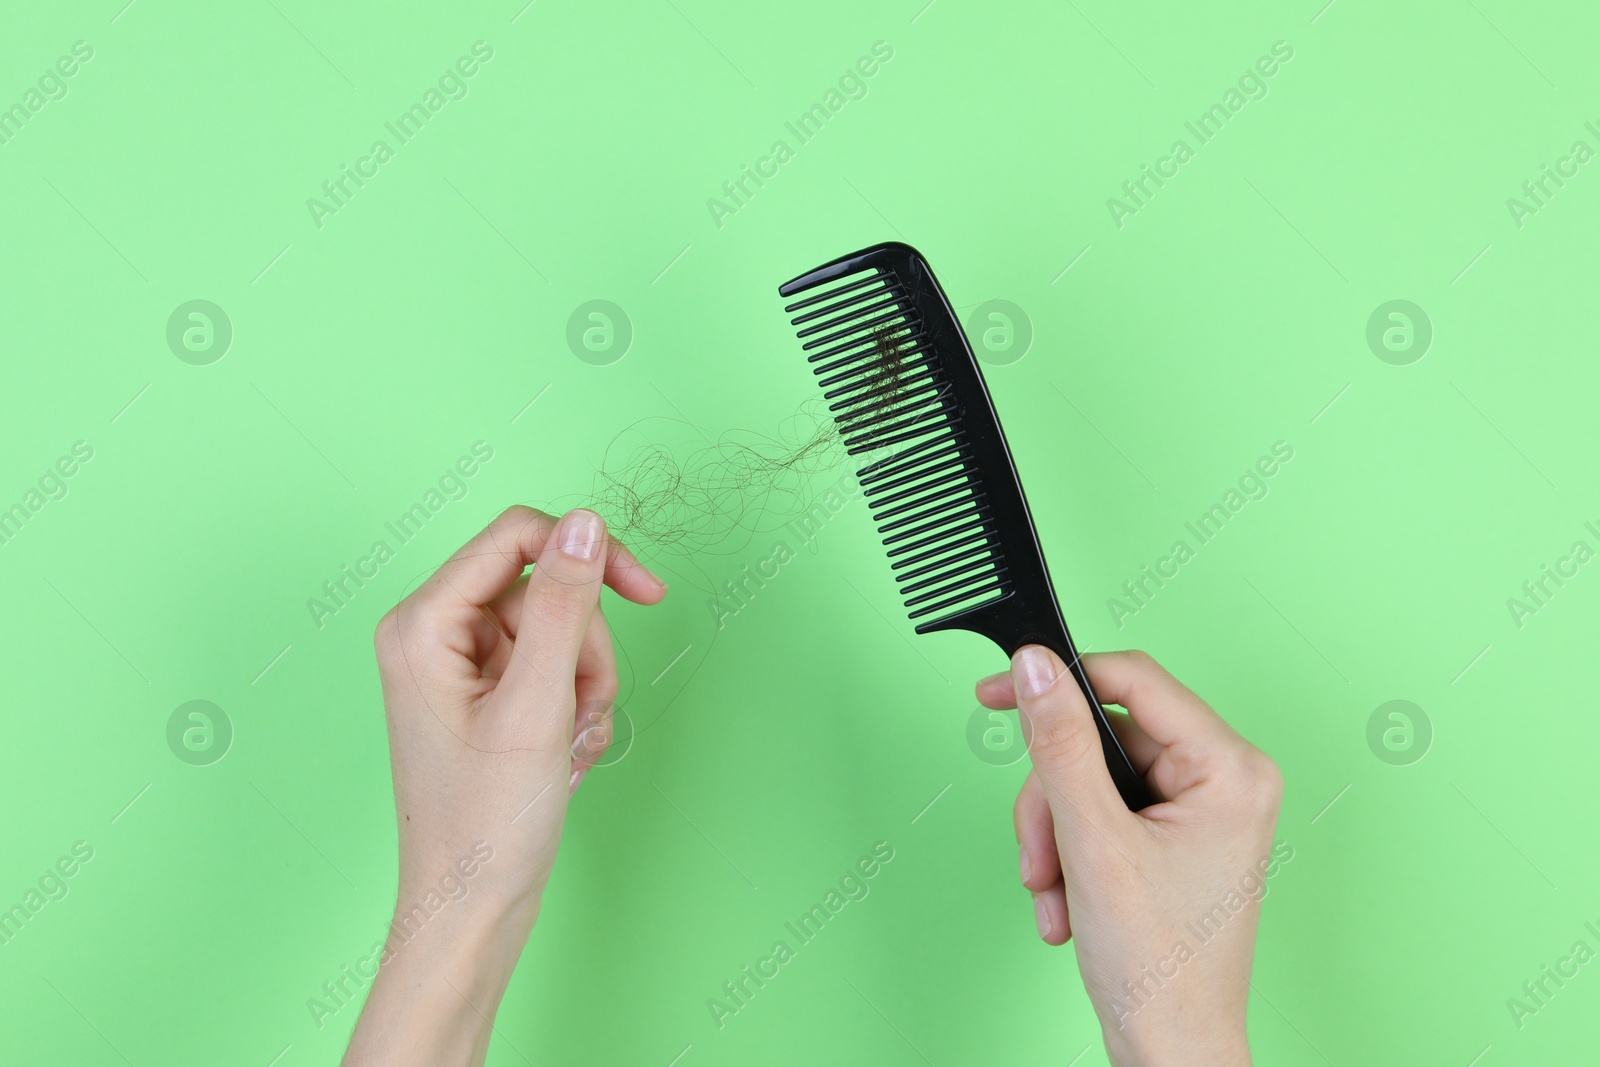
[778, 241, 1154, 811]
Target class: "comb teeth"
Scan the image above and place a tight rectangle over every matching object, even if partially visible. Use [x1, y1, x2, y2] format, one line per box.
[785, 265, 1011, 625]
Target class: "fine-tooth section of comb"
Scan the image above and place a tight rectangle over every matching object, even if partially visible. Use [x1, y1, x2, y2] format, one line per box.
[781, 262, 1009, 628]
[779, 242, 1155, 811]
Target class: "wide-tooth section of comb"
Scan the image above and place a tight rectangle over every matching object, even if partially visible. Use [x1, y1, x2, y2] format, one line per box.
[783, 267, 1011, 626]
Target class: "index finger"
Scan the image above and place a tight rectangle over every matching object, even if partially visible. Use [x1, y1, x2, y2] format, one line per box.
[412, 505, 666, 614]
[1081, 650, 1242, 750]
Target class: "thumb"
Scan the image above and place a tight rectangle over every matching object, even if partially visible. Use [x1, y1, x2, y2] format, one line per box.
[499, 508, 607, 724]
[1013, 645, 1127, 841]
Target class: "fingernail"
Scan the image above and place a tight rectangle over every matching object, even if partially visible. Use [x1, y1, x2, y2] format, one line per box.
[1034, 896, 1052, 939]
[559, 509, 603, 561]
[1018, 844, 1032, 884]
[1013, 646, 1060, 700]
[977, 671, 1008, 688]
[569, 766, 588, 794]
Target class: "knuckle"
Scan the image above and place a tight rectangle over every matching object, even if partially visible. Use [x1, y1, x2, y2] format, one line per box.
[373, 609, 401, 661]
[1163, 740, 1206, 781]
[490, 505, 545, 552]
[1249, 750, 1285, 811]
[1028, 717, 1097, 776]
[374, 601, 448, 663]
[1216, 746, 1253, 786]
[1221, 746, 1283, 815]
[496, 504, 541, 528]
[535, 583, 589, 626]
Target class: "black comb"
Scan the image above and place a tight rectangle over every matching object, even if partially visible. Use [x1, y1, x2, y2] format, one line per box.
[779, 241, 1154, 811]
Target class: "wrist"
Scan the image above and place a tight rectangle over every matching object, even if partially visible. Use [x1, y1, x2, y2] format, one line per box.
[342, 891, 540, 1066]
[1105, 1025, 1251, 1067]
[381, 880, 540, 984]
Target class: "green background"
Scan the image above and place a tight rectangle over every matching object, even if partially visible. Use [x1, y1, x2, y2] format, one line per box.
[2, 0, 1596, 1063]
